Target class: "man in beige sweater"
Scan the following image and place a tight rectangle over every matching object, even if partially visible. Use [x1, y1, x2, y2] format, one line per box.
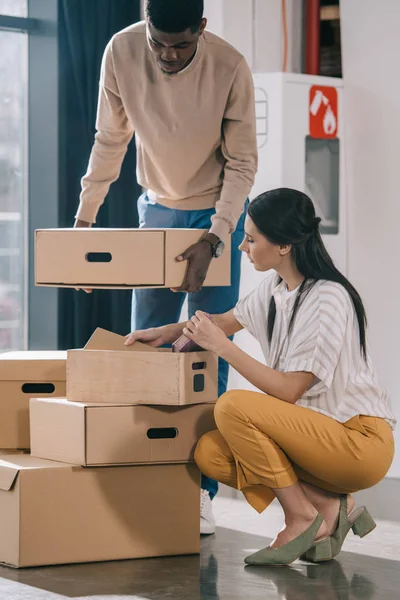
[75, 0, 257, 534]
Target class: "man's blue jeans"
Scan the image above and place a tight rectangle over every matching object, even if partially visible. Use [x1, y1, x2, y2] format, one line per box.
[131, 193, 246, 500]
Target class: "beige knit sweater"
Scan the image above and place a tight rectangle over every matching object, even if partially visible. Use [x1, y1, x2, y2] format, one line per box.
[76, 22, 258, 240]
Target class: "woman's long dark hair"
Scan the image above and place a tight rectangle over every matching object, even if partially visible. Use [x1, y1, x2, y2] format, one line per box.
[247, 188, 367, 359]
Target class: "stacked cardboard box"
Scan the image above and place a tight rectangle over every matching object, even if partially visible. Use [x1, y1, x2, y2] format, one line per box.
[35, 228, 231, 289]
[0, 351, 67, 450]
[0, 457, 201, 568]
[0, 329, 217, 567]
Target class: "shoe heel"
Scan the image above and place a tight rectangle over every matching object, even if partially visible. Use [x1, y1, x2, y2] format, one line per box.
[303, 538, 332, 563]
[351, 509, 376, 538]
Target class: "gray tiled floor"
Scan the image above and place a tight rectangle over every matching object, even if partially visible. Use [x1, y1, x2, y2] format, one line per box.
[0, 496, 399, 599]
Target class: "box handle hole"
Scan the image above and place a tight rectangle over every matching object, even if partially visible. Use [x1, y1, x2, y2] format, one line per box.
[192, 362, 206, 371]
[85, 252, 112, 263]
[22, 383, 55, 394]
[193, 374, 205, 393]
[147, 427, 178, 439]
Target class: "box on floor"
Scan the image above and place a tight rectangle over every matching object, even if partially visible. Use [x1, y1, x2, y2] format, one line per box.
[0, 455, 200, 568]
[0, 351, 66, 449]
[35, 228, 231, 289]
[67, 328, 218, 405]
[30, 397, 216, 466]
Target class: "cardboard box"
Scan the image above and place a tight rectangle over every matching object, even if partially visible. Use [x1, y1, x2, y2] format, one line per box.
[0, 455, 200, 568]
[67, 328, 218, 405]
[0, 351, 67, 449]
[30, 398, 216, 466]
[35, 228, 231, 288]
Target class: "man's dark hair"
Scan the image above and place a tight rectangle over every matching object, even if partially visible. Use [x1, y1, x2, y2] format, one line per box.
[144, 0, 204, 34]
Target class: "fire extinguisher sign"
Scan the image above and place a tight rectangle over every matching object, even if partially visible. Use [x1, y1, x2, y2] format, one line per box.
[309, 86, 338, 139]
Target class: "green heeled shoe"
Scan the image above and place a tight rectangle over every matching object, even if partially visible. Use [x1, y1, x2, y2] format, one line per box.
[302, 496, 376, 563]
[244, 514, 330, 566]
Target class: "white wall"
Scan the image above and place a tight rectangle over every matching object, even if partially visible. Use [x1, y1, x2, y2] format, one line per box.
[204, 0, 303, 72]
[142, 0, 304, 71]
[205, 0, 400, 480]
[341, 0, 400, 476]
[203, 0, 304, 390]
[182, 1, 303, 347]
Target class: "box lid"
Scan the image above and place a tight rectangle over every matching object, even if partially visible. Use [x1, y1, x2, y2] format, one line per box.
[0, 351, 67, 381]
[32, 397, 134, 408]
[84, 328, 157, 352]
[0, 455, 71, 491]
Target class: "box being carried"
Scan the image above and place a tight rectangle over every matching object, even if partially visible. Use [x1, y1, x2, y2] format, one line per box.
[0, 455, 200, 568]
[35, 228, 231, 289]
[30, 398, 215, 466]
[0, 351, 66, 449]
[67, 328, 218, 406]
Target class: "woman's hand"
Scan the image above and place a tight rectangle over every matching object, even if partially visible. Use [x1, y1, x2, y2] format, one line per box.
[183, 310, 230, 354]
[125, 323, 183, 347]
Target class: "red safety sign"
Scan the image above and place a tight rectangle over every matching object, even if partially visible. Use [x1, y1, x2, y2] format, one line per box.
[309, 85, 338, 139]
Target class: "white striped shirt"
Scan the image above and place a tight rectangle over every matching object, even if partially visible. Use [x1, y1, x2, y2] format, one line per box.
[233, 272, 396, 429]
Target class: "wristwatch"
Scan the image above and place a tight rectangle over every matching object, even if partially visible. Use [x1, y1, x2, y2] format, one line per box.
[201, 232, 225, 258]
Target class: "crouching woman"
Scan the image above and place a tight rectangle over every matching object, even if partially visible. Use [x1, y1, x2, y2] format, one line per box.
[188, 188, 395, 566]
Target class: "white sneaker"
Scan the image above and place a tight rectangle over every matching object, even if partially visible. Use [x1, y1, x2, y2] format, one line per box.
[200, 489, 216, 535]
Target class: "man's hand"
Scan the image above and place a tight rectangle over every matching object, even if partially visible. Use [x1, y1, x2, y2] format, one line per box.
[172, 240, 213, 294]
[74, 219, 92, 293]
[74, 219, 91, 229]
[125, 323, 184, 347]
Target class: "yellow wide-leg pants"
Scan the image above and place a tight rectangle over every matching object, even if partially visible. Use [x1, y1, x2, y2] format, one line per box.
[195, 390, 394, 513]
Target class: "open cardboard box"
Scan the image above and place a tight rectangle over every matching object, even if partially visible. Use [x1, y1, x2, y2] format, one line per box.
[0, 351, 67, 449]
[0, 455, 200, 567]
[67, 328, 218, 405]
[30, 397, 216, 466]
[35, 228, 231, 289]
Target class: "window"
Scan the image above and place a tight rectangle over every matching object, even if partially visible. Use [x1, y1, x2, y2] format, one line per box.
[1, 3, 60, 352]
[0, 24, 28, 351]
[0, 0, 27, 17]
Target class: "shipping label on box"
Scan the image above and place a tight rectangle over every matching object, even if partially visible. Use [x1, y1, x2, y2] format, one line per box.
[0, 455, 200, 567]
[67, 328, 218, 406]
[0, 352, 67, 449]
[35, 228, 231, 289]
[30, 398, 216, 466]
